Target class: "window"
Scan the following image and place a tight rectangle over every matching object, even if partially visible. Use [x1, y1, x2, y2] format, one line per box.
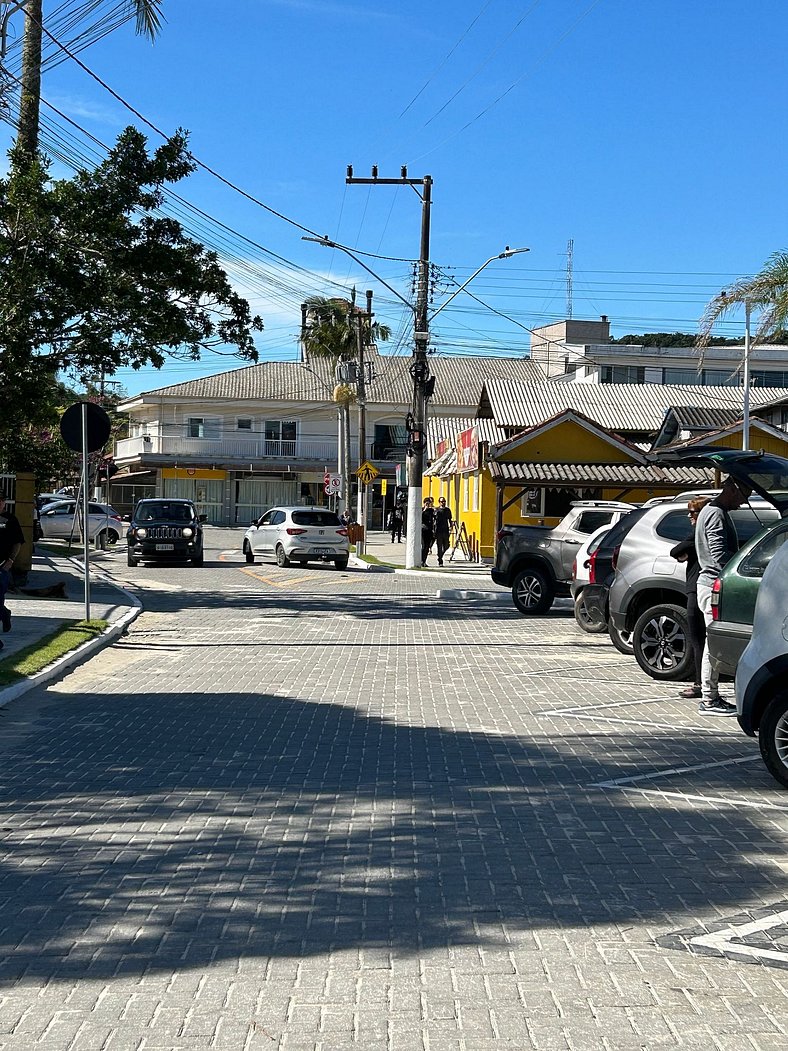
[188, 417, 205, 438]
[575, 510, 615, 534]
[739, 520, 788, 578]
[237, 418, 253, 431]
[472, 473, 479, 511]
[264, 420, 298, 455]
[751, 370, 788, 388]
[600, 365, 645, 384]
[655, 509, 693, 542]
[662, 368, 701, 385]
[462, 477, 469, 512]
[522, 489, 544, 516]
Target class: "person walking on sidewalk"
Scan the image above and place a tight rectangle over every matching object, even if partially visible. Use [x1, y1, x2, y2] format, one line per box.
[0, 494, 24, 645]
[420, 497, 436, 567]
[387, 504, 403, 543]
[694, 477, 749, 716]
[434, 497, 453, 566]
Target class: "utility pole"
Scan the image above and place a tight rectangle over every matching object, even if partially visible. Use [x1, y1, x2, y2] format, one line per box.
[346, 166, 432, 569]
[353, 289, 374, 553]
[566, 238, 574, 320]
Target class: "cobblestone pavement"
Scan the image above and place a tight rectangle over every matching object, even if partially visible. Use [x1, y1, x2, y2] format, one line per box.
[0, 530, 787, 1049]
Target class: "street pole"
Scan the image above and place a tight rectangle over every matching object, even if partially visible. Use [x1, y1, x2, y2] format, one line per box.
[405, 176, 432, 569]
[354, 291, 373, 554]
[743, 301, 751, 451]
[81, 402, 91, 622]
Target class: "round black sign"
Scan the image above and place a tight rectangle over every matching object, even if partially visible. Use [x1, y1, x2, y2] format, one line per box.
[60, 402, 112, 453]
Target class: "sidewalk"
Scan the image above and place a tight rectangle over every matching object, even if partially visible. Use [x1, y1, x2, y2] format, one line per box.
[356, 529, 493, 575]
[0, 549, 140, 705]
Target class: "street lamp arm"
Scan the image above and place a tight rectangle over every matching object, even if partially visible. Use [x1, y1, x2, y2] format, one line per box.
[429, 246, 528, 322]
[302, 236, 415, 313]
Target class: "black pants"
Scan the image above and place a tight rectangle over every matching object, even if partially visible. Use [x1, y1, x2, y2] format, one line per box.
[390, 526, 402, 542]
[421, 529, 434, 565]
[435, 531, 450, 563]
[686, 590, 706, 687]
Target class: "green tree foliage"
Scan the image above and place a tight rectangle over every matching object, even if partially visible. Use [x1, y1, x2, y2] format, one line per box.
[612, 332, 745, 347]
[302, 296, 390, 362]
[0, 127, 262, 466]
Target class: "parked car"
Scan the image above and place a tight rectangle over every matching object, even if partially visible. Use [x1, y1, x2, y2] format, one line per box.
[735, 539, 788, 786]
[610, 449, 788, 681]
[126, 499, 206, 566]
[243, 506, 349, 569]
[570, 525, 612, 633]
[491, 500, 635, 614]
[39, 499, 124, 545]
[708, 515, 788, 677]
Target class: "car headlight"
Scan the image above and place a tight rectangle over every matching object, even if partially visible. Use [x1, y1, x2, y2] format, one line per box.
[182, 527, 193, 538]
[136, 527, 147, 538]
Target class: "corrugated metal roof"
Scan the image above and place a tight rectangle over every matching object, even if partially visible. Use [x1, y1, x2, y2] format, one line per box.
[670, 406, 742, 430]
[479, 380, 788, 434]
[428, 416, 506, 456]
[487, 462, 713, 486]
[132, 350, 544, 410]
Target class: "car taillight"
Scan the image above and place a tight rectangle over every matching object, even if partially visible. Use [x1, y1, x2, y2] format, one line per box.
[711, 577, 722, 621]
[611, 545, 621, 571]
[286, 527, 307, 535]
[337, 528, 348, 536]
[588, 550, 598, 584]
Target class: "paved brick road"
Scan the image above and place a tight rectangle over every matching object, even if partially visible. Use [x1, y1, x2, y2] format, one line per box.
[0, 530, 787, 1049]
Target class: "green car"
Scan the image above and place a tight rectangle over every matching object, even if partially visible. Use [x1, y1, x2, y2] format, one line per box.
[708, 515, 788, 677]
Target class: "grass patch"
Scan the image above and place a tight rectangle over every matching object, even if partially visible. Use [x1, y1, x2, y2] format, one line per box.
[0, 619, 108, 686]
[358, 553, 398, 568]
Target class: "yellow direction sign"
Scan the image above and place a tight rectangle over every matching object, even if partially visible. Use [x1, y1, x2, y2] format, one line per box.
[356, 461, 379, 485]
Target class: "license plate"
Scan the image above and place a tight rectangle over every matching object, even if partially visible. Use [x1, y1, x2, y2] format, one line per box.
[312, 547, 332, 554]
[155, 543, 174, 551]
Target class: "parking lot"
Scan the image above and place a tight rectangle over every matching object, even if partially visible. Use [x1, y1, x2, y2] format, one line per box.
[1, 541, 787, 1049]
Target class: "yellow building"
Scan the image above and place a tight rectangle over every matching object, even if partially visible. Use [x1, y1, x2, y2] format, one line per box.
[425, 409, 788, 563]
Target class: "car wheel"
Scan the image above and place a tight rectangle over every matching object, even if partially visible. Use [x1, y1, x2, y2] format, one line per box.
[608, 621, 634, 654]
[632, 603, 693, 681]
[335, 557, 349, 570]
[758, 693, 788, 788]
[573, 590, 607, 633]
[511, 568, 554, 615]
[106, 529, 119, 545]
[191, 548, 204, 566]
[243, 541, 255, 564]
[127, 552, 139, 568]
[275, 544, 291, 568]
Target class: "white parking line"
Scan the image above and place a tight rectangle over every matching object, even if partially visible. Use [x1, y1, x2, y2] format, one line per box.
[600, 784, 788, 813]
[593, 753, 760, 788]
[690, 910, 788, 964]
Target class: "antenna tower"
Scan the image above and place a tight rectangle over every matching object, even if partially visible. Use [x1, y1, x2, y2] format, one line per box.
[566, 238, 573, 319]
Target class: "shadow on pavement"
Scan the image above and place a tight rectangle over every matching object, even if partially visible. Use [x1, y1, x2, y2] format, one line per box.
[0, 680, 782, 982]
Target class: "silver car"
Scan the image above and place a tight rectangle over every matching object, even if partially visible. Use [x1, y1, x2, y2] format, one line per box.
[243, 506, 350, 569]
[39, 499, 123, 545]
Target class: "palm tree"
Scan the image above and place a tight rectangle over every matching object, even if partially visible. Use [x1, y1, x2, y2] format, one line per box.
[17, 0, 164, 161]
[301, 295, 391, 362]
[697, 251, 788, 350]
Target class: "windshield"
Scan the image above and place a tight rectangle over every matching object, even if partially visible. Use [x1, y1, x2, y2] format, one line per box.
[136, 502, 195, 522]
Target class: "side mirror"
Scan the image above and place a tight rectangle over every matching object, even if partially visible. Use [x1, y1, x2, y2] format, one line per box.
[198, 514, 208, 523]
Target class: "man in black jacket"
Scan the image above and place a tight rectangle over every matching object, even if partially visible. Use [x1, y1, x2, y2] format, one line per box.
[0, 495, 24, 642]
[420, 498, 436, 567]
[434, 497, 454, 566]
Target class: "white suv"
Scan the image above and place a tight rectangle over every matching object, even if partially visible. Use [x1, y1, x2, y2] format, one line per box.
[243, 506, 350, 569]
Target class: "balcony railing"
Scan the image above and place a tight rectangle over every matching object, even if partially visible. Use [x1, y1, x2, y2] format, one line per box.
[115, 434, 410, 464]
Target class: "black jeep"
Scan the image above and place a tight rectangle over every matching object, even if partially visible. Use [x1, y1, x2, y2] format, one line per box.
[126, 499, 206, 567]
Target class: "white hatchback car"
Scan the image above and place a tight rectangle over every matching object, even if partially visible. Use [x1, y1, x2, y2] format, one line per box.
[243, 506, 350, 569]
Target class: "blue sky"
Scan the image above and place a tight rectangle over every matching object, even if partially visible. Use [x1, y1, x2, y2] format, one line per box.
[3, 0, 787, 396]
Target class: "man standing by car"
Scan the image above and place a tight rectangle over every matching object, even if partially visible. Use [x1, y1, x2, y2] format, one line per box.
[695, 476, 749, 715]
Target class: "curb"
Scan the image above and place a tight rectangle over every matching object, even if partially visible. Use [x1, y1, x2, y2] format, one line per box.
[436, 589, 511, 602]
[0, 563, 143, 710]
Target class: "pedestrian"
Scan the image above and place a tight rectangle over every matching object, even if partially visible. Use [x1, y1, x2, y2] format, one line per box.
[694, 476, 750, 716]
[434, 496, 453, 566]
[340, 508, 353, 529]
[387, 504, 403, 543]
[0, 494, 24, 647]
[670, 497, 710, 701]
[420, 497, 436, 567]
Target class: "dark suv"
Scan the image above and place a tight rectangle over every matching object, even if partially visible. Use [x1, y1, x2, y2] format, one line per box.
[127, 499, 206, 567]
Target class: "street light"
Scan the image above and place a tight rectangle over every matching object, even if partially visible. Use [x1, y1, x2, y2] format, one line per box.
[430, 247, 530, 321]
